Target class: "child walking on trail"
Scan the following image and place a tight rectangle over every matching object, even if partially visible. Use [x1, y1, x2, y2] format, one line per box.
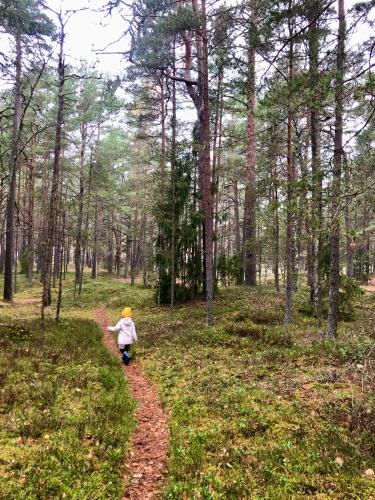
[107, 307, 137, 365]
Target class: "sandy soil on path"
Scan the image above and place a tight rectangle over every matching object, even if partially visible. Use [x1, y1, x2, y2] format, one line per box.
[361, 276, 375, 293]
[95, 307, 169, 500]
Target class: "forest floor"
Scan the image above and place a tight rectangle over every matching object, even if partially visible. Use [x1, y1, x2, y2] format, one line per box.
[1, 272, 375, 498]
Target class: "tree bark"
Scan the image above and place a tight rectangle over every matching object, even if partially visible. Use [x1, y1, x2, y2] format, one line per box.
[285, 9, 295, 324]
[243, 0, 257, 287]
[41, 18, 65, 323]
[212, 65, 224, 285]
[344, 153, 353, 278]
[27, 138, 36, 288]
[273, 173, 280, 293]
[307, 0, 323, 319]
[170, 55, 177, 312]
[327, 0, 345, 338]
[180, 0, 214, 324]
[4, 32, 22, 301]
[75, 124, 86, 293]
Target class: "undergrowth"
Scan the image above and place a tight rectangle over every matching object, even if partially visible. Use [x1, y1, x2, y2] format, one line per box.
[0, 316, 135, 499]
[1, 272, 375, 498]
[132, 286, 375, 499]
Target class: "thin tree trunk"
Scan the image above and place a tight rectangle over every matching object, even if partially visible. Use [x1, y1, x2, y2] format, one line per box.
[4, 32, 22, 301]
[285, 10, 295, 324]
[170, 56, 177, 312]
[233, 180, 241, 254]
[212, 66, 224, 285]
[41, 18, 65, 324]
[131, 209, 138, 286]
[75, 124, 86, 294]
[39, 141, 49, 282]
[327, 0, 345, 338]
[91, 124, 101, 279]
[273, 173, 280, 292]
[91, 200, 98, 279]
[14, 165, 22, 294]
[344, 153, 353, 278]
[243, 0, 257, 287]
[27, 138, 36, 287]
[56, 187, 67, 323]
[307, 0, 323, 318]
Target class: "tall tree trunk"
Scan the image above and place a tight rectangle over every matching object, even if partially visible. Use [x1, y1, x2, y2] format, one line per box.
[4, 32, 22, 301]
[14, 164, 22, 294]
[170, 57, 177, 312]
[56, 188, 67, 323]
[142, 215, 149, 287]
[232, 180, 241, 255]
[195, 0, 213, 324]
[212, 65, 224, 285]
[327, 0, 345, 338]
[243, 0, 257, 287]
[344, 153, 353, 278]
[130, 208, 138, 286]
[75, 124, 86, 293]
[38, 141, 49, 282]
[180, 0, 213, 324]
[273, 170, 280, 292]
[41, 19, 65, 323]
[91, 200, 98, 279]
[91, 124, 101, 279]
[308, 0, 323, 318]
[285, 11, 295, 324]
[27, 138, 36, 287]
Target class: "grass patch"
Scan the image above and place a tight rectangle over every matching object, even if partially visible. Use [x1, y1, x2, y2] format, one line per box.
[0, 317, 135, 499]
[1, 272, 375, 498]
[132, 286, 375, 498]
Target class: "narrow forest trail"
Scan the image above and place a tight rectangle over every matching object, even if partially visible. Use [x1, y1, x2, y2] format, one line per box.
[361, 275, 375, 293]
[95, 307, 169, 499]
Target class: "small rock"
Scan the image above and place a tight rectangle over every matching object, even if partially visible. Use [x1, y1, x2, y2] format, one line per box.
[364, 469, 374, 478]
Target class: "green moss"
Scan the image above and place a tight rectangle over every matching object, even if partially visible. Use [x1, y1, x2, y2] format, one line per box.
[135, 286, 375, 499]
[0, 317, 135, 499]
[1, 274, 375, 498]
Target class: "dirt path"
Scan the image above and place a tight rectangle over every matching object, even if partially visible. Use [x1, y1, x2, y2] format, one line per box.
[361, 276, 375, 293]
[95, 307, 169, 499]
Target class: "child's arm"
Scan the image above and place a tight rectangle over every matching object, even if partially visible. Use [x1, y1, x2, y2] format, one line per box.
[132, 323, 138, 342]
[107, 320, 122, 333]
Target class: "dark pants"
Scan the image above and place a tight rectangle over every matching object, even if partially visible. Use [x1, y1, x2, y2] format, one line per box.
[119, 345, 131, 354]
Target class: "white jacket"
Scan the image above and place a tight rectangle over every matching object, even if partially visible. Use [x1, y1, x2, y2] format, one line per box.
[107, 318, 137, 348]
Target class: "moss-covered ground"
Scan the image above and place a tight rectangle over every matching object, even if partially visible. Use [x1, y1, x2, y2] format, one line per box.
[1, 272, 375, 498]
[129, 286, 375, 499]
[0, 274, 137, 499]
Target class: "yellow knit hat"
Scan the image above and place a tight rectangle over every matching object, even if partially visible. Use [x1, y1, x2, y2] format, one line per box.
[121, 307, 132, 318]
